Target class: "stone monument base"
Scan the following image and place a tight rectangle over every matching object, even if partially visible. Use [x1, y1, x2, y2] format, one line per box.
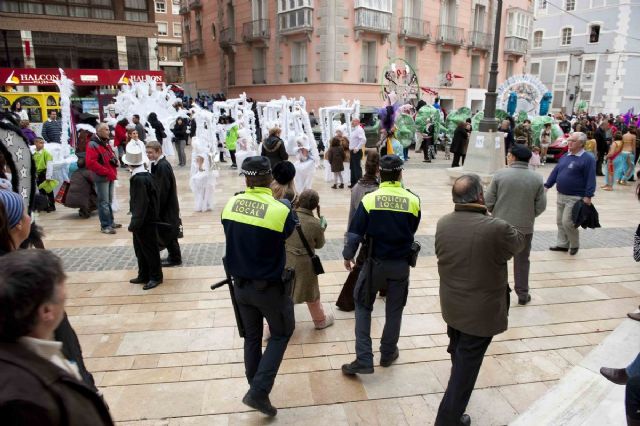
[444, 130, 506, 185]
[445, 166, 496, 185]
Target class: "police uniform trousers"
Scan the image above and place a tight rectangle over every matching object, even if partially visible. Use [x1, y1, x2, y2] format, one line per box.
[132, 224, 162, 282]
[353, 258, 409, 367]
[235, 280, 295, 397]
[435, 326, 493, 426]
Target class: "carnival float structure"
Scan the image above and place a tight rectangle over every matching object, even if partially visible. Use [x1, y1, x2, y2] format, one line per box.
[497, 74, 553, 117]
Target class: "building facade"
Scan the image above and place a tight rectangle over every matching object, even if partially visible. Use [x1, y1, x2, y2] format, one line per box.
[0, 0, 158, 72]
[155, 0, 185, 83]
[529, 0, 640, 114]
[181, 0, 533, 112]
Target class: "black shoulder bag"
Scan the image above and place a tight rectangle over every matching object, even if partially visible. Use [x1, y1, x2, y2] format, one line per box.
[295, 224, 325, 275]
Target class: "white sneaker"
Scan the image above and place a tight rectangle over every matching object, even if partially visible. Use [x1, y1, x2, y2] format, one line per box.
[314, 313, 335, 330]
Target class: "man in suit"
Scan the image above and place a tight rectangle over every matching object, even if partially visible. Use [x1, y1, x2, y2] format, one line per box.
[146, 141, 182, 267]
[435, 174, 525, 426]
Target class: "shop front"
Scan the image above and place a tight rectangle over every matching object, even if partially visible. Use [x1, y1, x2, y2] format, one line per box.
[0, 67, 164, 123]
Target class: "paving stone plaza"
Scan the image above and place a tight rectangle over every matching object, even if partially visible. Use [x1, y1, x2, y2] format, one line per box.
[38, 153, 640, 425]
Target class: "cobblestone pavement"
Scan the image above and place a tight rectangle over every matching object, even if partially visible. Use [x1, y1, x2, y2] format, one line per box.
[54, 226, 634, 272]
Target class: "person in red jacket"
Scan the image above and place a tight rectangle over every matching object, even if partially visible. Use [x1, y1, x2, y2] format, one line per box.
[86, 123, 121, 234]
[114, 117, 128, 166]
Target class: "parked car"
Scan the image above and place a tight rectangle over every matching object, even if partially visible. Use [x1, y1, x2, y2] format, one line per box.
[547, 134, 570, 161]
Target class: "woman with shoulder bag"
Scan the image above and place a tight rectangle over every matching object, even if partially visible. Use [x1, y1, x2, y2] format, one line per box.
[285, 189, 334, 330]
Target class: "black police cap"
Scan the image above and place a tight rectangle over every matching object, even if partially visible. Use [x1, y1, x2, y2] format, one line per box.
[241, 156, 272, 176]
[380, 154, 404, 171]
[510, 144, 532, 162]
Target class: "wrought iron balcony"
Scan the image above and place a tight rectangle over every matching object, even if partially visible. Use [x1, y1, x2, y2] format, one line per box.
[355, 9, 391, 34]
[399, 17, 430, 40]
[179, 0, 189, 14]
[360, 65, 378, 83]
[189, 0, 202, 9]
[243, 19, 270, 42]
[179, 43, 190, 58]
[252, 68, 266, 84]
[278, 8, 313, 34]
[470, 73, 483, 88]
[468, 31, 491, 50]
[189, 39, 203, 55]
[219, 27, 235, 49]
[289, 65, 307, 83]
[436, 25, 464, 46]
[504, 36, 528, 56]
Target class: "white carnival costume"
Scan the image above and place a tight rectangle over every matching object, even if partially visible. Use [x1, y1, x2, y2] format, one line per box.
[190, 136, 217, 212]
[293, 135, 315, 192]
[235, 128, 258, 172]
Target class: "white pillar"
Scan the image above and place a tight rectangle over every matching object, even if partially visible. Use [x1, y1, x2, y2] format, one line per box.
[148, 37, 158, 71]
[117, 36, 128, 69]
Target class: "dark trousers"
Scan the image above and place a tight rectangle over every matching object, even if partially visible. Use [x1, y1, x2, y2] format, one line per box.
[435, 326, 493, 426]
[132, 224, 162, 281]
[37, 171, 55, 209]
[236, 281, 294, 396]
[229, 149, 237, 166]
[627, 376, 640, 423]
[350, 150, 363, 185]
[514, 233, 533, 297]
[596, 151, 607, 176]
[422, 138, 433, 161]
[354, 259, 409, 366]
[166, 237, 182, 263]
[451, 153, 466, 168]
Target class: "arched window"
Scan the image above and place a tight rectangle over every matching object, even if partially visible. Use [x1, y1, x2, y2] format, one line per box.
[533, 31, 543, 48]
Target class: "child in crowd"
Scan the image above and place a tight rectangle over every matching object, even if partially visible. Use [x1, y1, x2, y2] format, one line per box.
[585, 131, 598, 160]
[326, 137, 345, 189]
[286, 189, 334, 330]
[190, 137, 216, 212]
[33, 137, 56, 212]
[529, 146, 542, 170]
[539, 122, 552, 165]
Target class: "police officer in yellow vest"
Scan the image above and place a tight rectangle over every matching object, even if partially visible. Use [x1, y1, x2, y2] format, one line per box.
[341, 154, 421, 375]
[221, 156, 296, 416]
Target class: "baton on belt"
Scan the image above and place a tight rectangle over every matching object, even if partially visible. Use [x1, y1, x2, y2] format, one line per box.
[211, 257, 245, 338]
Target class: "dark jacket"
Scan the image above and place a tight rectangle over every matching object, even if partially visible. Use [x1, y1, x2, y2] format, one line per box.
[594, 127, 610, 154]
[571, 200, 601, 229]
[134, 122, 146, 142]
[151, 157, 180, 246]
[128, 172, 159, 232]
[64, 167, 96, 211]
[326, 145, 345, 172]
[172, 117, 188, 140]
[261, 135, 289, 169]
[450, 126, 469, 155]
[0, 342, 113, 426]
[148, 114, 166, 143]
[436, 203, 525, 337]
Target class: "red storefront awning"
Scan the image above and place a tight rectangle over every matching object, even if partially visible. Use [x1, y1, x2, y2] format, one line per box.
[0, 68, 164, 86]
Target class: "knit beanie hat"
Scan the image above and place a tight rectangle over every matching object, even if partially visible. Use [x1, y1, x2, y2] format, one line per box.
[0, 187, 25, 229]
[272, 161, 296, 185]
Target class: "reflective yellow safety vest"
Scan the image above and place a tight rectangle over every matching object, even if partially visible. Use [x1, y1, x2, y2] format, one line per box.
[221, 187, 290, 232]
[361, 181, 420, 217]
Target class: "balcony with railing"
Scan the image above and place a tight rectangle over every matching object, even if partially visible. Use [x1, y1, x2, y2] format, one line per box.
[278, 8, 313, 35]
[468, 31, 491, 50]
[243, 19, 270, 42]
[179, 0, 189, 14]
[504, 36, 528, 56]
[219, 27, 235, 49]
[470, 73, 483, 88]
[179, 43, 190, 58]
[289, 65, 307, 83]
[355, 8, 392, 34]
[189, 0, 201, 9]
[189, 39, 203, 55]
[252, 68, 266, 84]
[399, 17, 430, 41]
[436, 25, 464, 46]
[360, 65, 378, 83]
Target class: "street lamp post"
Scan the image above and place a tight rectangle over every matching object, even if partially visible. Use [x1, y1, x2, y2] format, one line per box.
[478, 0, 503, 132]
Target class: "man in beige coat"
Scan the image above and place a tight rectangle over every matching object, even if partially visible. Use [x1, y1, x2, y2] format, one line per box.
[435, 174, 525, 426]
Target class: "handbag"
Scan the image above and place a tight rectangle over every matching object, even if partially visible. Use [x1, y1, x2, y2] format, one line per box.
[295, 224, 324, 275]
